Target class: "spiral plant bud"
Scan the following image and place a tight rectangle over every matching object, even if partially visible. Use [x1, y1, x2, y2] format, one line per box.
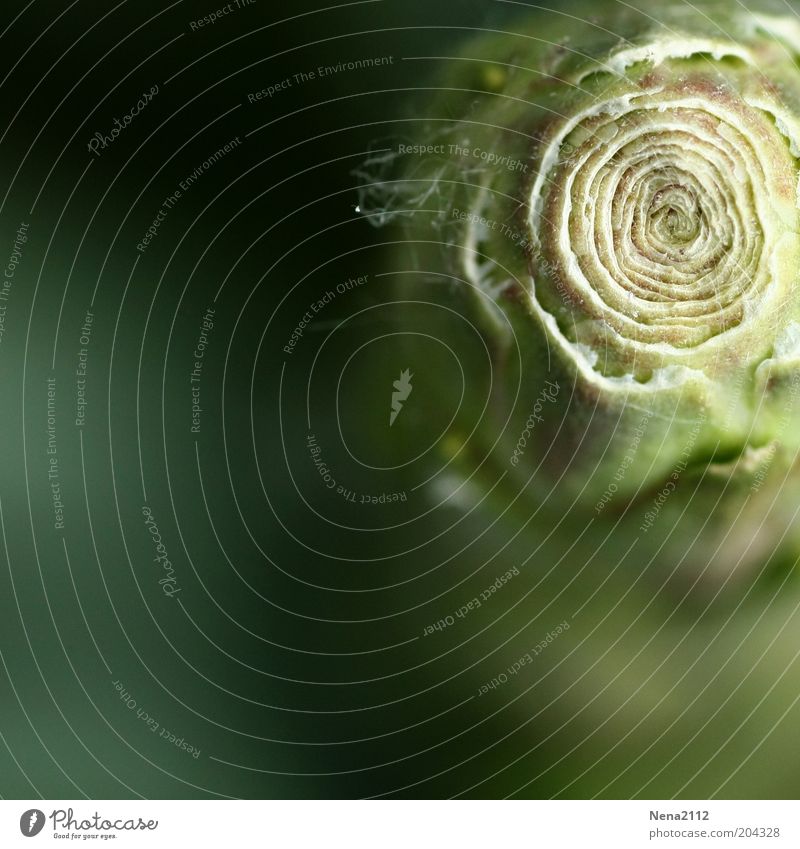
[364, 1, 800, 567]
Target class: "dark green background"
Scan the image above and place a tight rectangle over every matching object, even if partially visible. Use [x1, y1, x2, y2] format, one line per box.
[1, 0, 799, 800]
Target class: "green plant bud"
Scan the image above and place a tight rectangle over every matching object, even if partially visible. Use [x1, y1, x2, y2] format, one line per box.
[364, 1, 800, 535]
[350, 4, 800, 795]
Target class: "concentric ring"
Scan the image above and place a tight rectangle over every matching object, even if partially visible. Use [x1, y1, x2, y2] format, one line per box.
[528, 81, 800, 380]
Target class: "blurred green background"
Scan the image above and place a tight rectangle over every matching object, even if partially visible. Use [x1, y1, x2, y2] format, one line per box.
[0, 0, 799, 800]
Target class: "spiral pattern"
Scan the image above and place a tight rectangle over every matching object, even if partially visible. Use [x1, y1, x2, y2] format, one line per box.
[528, 63, 800, 381]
